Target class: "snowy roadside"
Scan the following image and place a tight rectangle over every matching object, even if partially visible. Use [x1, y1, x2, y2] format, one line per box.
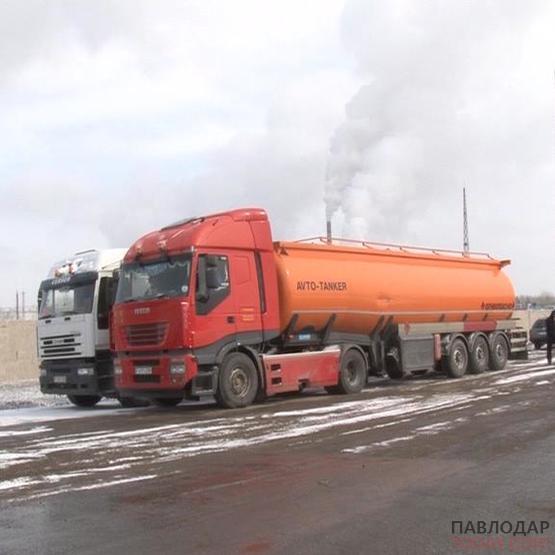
[0, 380, 69, 411]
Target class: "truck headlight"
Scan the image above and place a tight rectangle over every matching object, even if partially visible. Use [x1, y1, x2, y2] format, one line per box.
[77, 367, 94, 376]
[170, 361, 186, 375]
[114, 360, 123, 376]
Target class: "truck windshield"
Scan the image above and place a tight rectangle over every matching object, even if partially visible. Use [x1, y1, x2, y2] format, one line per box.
[39, 282, 96, 319]
[116, 254, 192, 303]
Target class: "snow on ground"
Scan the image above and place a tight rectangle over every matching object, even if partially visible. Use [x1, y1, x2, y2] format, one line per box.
[0, 350, 553, 501]
[0, 380, 69, 410]
[0, 404, 125, 427]
[493, 367, 555, 385]
[0, 392, 485, 483]
[0, 379, 123, 427]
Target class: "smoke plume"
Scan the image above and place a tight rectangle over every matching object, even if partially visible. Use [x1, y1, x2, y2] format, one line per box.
[325, 0, 555, 242]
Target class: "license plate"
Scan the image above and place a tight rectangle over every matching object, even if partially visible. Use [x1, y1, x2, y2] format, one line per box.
[53, 375, 67, 384]
[135, 366, 153, 375]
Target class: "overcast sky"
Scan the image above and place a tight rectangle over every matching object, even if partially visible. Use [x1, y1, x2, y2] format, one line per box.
[1, 0, 554, 307]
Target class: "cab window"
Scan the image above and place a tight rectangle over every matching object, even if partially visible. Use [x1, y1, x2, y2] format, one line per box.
[195, 255, 230, 315]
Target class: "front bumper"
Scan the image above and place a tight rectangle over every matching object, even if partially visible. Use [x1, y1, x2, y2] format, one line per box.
[40, 359, 114, 396]
[115, 353, 198, 396]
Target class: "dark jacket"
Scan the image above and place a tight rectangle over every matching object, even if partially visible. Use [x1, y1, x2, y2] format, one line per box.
[546, 311, 555, 340]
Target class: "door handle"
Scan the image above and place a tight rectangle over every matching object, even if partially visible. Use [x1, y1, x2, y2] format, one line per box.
[227, 316, 235, 324]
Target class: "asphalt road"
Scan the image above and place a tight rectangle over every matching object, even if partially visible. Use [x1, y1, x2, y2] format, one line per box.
[1, 351, 554, 555]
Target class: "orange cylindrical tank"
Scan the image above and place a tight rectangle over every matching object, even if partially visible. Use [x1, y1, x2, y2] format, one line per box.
[273, 241, 515, 335]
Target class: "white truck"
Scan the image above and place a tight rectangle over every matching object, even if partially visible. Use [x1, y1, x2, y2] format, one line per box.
[37, 249, 143, 407]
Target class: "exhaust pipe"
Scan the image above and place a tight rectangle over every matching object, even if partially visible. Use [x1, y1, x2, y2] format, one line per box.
[326, 219, 332, 244]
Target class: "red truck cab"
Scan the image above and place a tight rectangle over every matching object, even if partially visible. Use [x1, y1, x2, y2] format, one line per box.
[113, 208, 285, 407]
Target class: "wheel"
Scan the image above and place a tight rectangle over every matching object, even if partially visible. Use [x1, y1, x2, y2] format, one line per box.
[153, 397, 183, 407]
[119, 396, 150, 408]
[385, 347, 404, 380]
[489, 333, 509, 371]
[216, 353, 259, 409]
[327, 349, 367, 394]
[67, 394, 101, 408]
[533, 342, 542, 350]
[442, 338, 469, 378]
[468, 336, 489, 374]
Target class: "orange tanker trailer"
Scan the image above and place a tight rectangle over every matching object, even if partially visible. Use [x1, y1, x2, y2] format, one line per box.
[273, 237, 517, 382]
[114, 208, 523, 409]
[275, 239, 514, 332]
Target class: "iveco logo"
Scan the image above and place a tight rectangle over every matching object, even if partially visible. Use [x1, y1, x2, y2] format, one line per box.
[134, 308, 151, 315]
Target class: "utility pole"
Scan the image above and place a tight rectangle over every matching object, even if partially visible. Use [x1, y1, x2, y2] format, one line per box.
[463, 186, 469, 253]
[15, 290, 19, 320]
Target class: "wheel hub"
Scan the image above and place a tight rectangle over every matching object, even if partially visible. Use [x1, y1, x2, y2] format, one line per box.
[230, 367, 250, 398]
[454, 349, 466, 369]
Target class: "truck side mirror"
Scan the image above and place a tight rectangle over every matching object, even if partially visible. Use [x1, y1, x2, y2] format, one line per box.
[196, 256, 209, 303]
[206, 267, 220, 289]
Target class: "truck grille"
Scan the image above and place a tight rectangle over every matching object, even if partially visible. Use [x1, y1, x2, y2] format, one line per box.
[134, 375, 161, 384]
[125, 323, 168, 346]
[40, 334, 82, 359]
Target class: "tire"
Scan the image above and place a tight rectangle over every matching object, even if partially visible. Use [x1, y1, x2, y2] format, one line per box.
[442, 338, 469, 378]
[468, 335, 489, 374]
[153, 397, 183, 408]
[489, 333, 509, 371]
[385, 347, 404, 380]
[119, 396, 150, 408]
[533, 342, 542, 350]
[254, 388, 268, 404]
[67, 394, 101, 408]
[327, 349, 367, 394]
[216, 353, 259, 409]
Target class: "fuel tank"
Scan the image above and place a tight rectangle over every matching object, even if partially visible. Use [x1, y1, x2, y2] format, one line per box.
[273, 241, 515, 335]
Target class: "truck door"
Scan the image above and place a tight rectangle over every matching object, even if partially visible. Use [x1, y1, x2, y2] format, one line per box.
[193, 254, 236, 355]
[229, 252, 263, 344]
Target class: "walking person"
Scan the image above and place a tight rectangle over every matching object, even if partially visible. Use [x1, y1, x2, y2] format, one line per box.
[546, 310, 555, 365]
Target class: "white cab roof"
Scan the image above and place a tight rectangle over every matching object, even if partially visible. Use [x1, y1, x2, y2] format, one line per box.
[47, 249, 127, 278]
